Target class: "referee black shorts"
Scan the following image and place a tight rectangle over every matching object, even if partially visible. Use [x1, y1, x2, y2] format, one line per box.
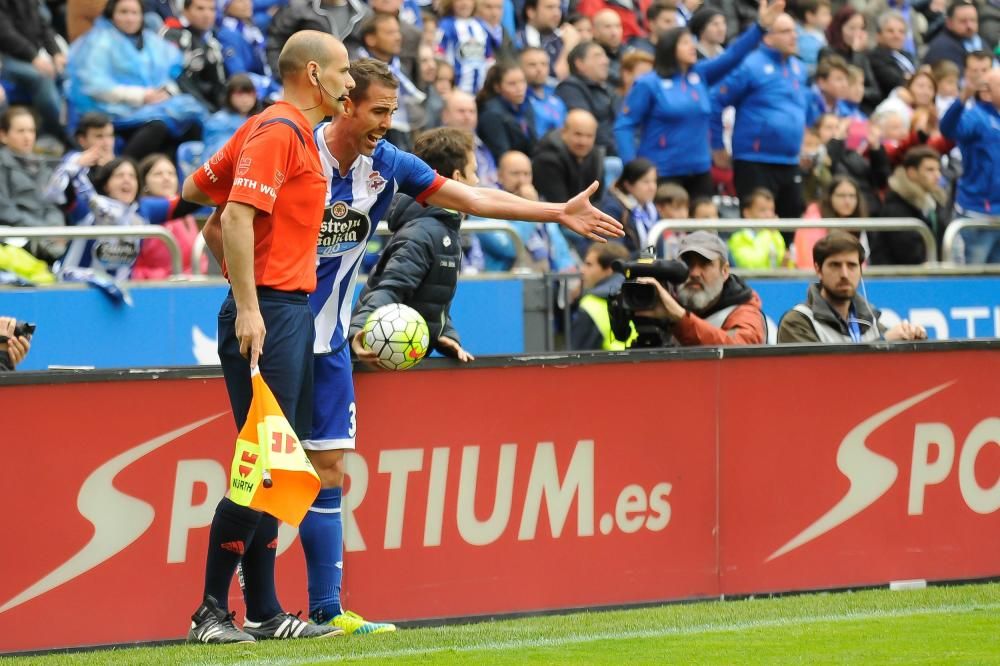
[217, 287, 315, 441]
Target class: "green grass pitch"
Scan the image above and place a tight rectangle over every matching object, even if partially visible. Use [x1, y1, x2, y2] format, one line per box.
[4, 582, 999, 665]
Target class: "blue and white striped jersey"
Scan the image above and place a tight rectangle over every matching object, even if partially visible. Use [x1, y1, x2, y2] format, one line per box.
[436, 17, 495, 94]
[310, 123, 446, 354]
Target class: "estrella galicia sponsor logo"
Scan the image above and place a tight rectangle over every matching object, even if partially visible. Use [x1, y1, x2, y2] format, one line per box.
[93, 238, 139, 270]
[318, 201, 372, 257]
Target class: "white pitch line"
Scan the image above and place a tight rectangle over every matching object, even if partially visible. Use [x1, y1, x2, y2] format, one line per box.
[199, 601, 1000, 666]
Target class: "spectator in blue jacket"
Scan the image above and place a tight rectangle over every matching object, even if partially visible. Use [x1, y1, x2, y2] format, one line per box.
[614, 0, 785, 200]
[521, 47, 567, 138]
[939, 70, 1000, 263]
[711, 11, 809, 219]
[476, 61, 537, 163]
[806, 53, 853, 124]
[217, 0, 278, 99]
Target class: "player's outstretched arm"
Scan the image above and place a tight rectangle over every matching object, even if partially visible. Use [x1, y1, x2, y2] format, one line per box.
[425, 179, 624, 242]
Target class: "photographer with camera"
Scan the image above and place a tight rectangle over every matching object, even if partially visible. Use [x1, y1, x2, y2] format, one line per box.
[0, 317, 33, 371]
[610, 231, 766, 347]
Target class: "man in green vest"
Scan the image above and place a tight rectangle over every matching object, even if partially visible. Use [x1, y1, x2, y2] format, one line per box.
[570, 242, 631, 350]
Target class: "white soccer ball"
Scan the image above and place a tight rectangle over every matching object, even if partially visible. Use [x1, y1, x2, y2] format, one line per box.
[361, 303, 430, 370]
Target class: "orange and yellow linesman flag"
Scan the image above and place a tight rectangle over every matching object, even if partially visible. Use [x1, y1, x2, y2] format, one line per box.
[229, 368, 320, 526]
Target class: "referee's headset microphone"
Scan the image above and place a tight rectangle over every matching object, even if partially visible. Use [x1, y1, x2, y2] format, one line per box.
[313, 68, 349, 103]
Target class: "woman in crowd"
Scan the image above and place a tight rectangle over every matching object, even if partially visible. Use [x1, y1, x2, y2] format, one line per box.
[0, 107, 66, 264]
[67, 0, 205, 160]
[59, 157, 199, 281]
[600, 158, 659, 256]
[796, 175, 868, 269]
[820, 6, 882, 114]
[133, 153, 207, 278]
[614, 0, 785, 199]
[476, 62, 536, 163]
[203, 74, 260, 156]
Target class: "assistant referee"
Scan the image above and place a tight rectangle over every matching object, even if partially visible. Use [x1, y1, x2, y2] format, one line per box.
[180, 30, 354, 644]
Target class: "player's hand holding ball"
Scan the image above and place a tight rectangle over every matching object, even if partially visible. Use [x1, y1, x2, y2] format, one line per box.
[358, 303, 430, 370]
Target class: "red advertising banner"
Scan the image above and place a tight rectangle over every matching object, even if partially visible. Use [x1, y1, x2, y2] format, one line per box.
[0, 360, 719, 653]
[1, 349, 998, 653]
[717, 351, 1000, 595]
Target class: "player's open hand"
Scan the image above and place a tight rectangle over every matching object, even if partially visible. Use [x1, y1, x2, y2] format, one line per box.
[559, 181, 624, 242]
[437, 336, 474, 363]
[236, 309, 266, 368]
[351, 330, 382, 369]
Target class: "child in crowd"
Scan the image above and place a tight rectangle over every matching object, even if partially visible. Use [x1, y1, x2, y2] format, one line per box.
[796, 0, 832, 76]
[436, 0, 495, 94]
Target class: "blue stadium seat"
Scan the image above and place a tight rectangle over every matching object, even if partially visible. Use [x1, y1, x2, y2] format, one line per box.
[603, 156, 623, 190]
[177, 141, 206, 182]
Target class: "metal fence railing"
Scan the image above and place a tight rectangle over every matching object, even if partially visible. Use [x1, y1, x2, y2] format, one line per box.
[190, 219, 531, 276]
[645, 218, 939, 264]
[941, 218, 1000, 261]
[0, 225, 183, 276]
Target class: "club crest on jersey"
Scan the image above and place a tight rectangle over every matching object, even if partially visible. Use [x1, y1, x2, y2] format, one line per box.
[367, 171, 387, 194]
[237, 156, 252, 176]
[318, 201, 372, 257]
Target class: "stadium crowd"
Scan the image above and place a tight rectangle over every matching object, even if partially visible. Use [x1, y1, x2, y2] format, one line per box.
[0, 0, 998, 338]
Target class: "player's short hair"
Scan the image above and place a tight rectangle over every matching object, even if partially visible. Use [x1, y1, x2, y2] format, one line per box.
[413, 127, 475, 178]
[349, 58, 400, 104]
[75, 111, 113, 137]
[587, 241, 630, 269]
[813, 231, 865, 267]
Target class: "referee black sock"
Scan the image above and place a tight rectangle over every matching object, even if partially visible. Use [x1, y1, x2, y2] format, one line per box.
[203, 498, 261, 611]
[241, 512, 283, 622]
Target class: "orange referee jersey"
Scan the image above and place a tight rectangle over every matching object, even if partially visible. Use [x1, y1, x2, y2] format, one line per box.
[193, 101, 326, 293]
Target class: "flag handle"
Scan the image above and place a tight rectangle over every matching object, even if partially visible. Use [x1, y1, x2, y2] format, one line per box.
[252, 367, 274, 488]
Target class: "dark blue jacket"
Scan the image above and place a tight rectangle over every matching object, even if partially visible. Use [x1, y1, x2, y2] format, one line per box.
[615, 24, 764, 178]
[710, 44, 808, 165]
[939, 98, 1000, 215]
[477, 95, 537, 163]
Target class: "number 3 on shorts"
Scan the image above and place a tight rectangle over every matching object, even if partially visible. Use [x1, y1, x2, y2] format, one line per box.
[348, 402, 357, 438]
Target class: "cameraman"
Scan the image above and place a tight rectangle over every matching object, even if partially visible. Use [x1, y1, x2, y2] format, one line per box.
[0, 317, 32, 371]
[635, 231, 766, 346]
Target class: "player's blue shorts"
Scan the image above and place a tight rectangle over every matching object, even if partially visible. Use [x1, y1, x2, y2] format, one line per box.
[303, 343, 356, 451]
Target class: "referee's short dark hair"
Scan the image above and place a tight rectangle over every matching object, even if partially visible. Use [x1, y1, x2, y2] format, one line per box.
[349, 58, 400, 104]
[413, 128, 475, 179]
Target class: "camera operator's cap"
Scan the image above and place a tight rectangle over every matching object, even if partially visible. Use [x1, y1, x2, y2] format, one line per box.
[678, 231, 728, 262]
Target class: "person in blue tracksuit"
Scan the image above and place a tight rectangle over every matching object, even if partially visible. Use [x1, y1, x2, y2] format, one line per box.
[939, 71, 1000, 263]
[710, 11, 809, 219]
[614, 0, 786, 199]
